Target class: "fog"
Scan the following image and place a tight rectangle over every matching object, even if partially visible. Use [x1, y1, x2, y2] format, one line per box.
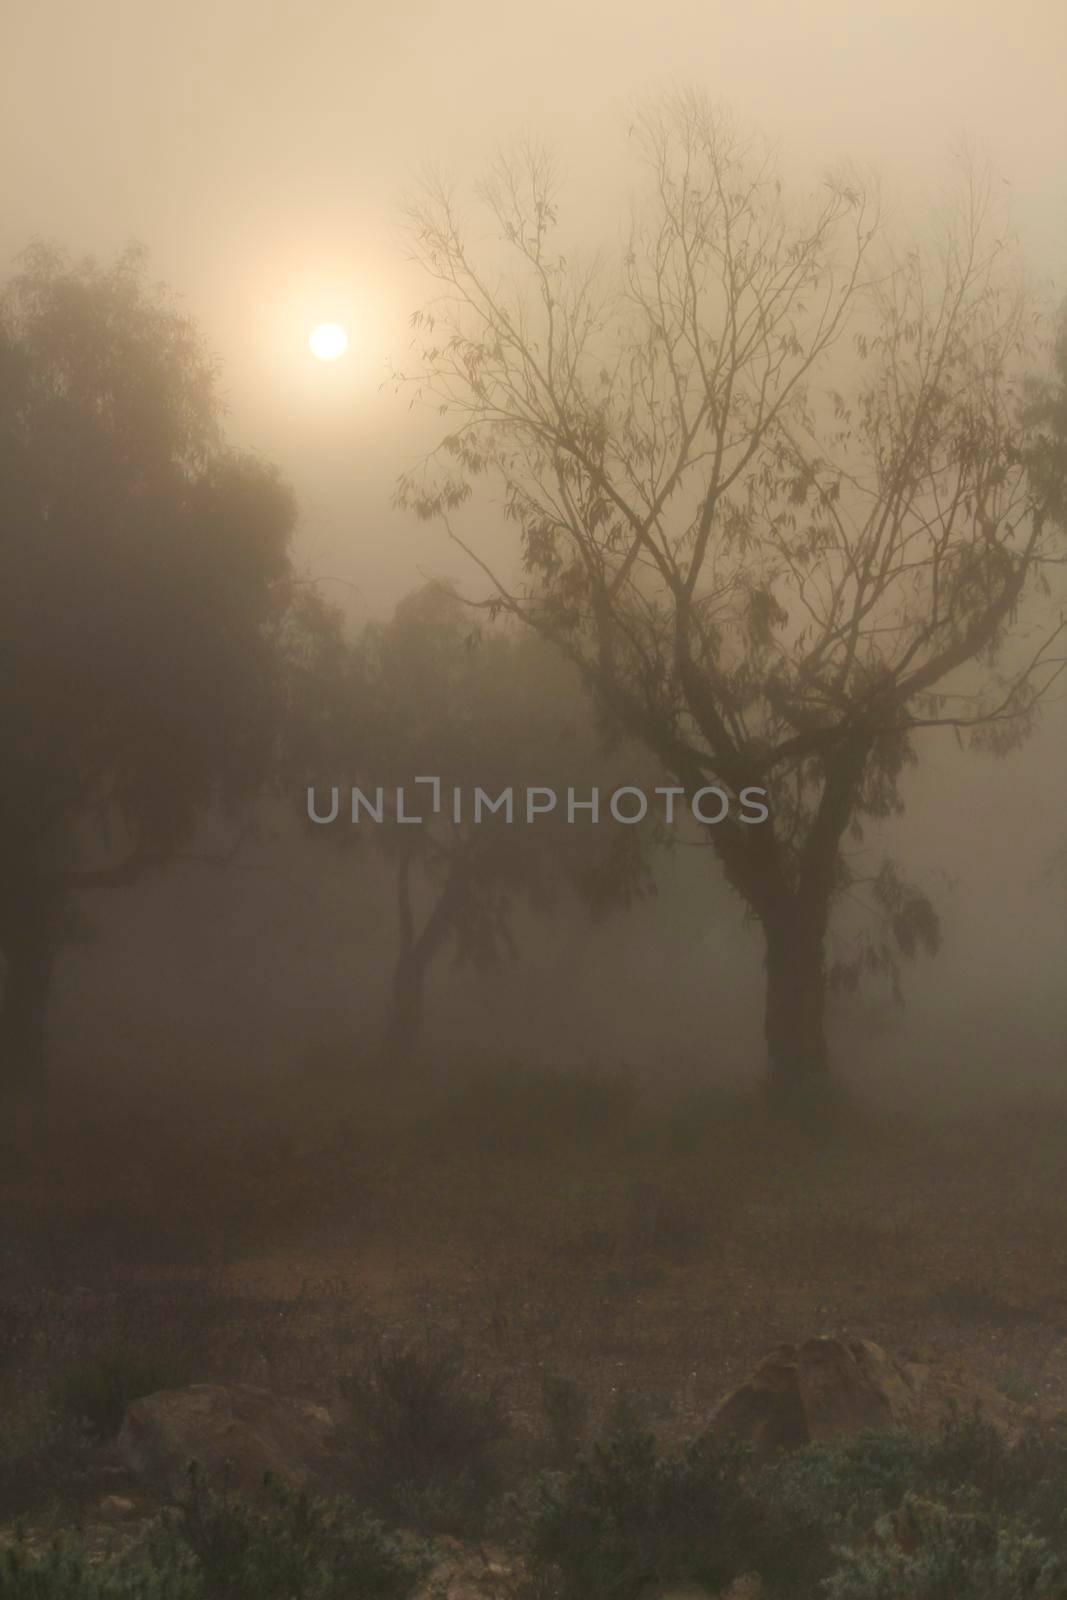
[5, 0, 1064, 1111]
[7, 4, 1067, 1579]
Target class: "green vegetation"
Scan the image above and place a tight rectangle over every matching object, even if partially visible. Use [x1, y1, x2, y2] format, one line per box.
[509, 1405, 1067, 1599]
[0, 1473, 427, 1600]
[336, 1338, 511, 1536]
[8, 1388, 1067, 1597]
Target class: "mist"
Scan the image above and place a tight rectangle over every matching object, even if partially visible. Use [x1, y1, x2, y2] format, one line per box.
[2, 3, 1067, 1592]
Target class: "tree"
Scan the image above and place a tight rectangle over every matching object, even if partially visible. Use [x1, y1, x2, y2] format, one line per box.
[0, 243, 302, 1140]
[301, 583, 653, 1063]
[394, 93, 1067, 1112]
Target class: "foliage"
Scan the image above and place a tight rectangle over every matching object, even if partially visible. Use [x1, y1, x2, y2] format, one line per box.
[160, 1468, 427, 1599]
[0, 242, 299, 875]
[0, 1388, 93, 1521]
[825, 1497, 1067, 1600]
[0, 1473, 426, 1599]
[516, 1414, 759, 1598]
[303, 581, 657, 1056]
[396, 90, 1067, 1082]
[51, 1345, 194, 1443]
[0, 240, 317, 1113]
[0, 1534, 200, 1599]
[336, 1338, 511, 1536]
[513, 1408, 1067, 1600]
[44, 1285, 227, 1439]
[540, 1371, 591, 1469]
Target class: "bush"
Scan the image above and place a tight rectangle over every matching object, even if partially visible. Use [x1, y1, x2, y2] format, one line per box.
[51, 1346, 196, 1442]
[0, 1380, 94, 1518]
[516, 1413, 761, 1599]
[540, 1371, 590, 1469]
[825, 1496, 1067, 1599]
[337, 1339, 511, 1536]
[43, 1283, 234, 1440]
[514, 1406, 1067, 1600]
[0, 1473, 428, 1599]
[747, 1427, 930, 1593]
[161, 1468, 428, 1598]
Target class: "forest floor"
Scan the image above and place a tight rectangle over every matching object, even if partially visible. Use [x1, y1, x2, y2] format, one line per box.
[2, 1058, 1067, 1531]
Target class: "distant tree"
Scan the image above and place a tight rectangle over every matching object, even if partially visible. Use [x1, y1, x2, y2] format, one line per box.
[0, 242, 304, 1142]
[302, 583, 653, 1063]
[395, 93, 1067, 1114]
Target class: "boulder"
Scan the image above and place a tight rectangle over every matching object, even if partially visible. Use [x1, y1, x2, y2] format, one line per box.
[97, 1494, 137, 1520]
[118, 1382, 343, 1499]
[709, 1336, 1023, 1460]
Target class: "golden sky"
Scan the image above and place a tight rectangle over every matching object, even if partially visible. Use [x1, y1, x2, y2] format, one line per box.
[4, 0, 1065, 609]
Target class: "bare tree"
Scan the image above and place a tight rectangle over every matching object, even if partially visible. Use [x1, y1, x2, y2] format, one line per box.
[394, 91, 1066, 1114]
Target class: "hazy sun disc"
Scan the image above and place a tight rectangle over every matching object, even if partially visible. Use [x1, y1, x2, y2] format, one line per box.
[309, 322, 348, 361]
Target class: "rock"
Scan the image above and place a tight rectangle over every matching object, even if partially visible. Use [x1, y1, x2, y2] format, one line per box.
[708, 1344, 809, 1454]
[118, 1382, 343, 1499]
[98, 1494, 136, 1520]
[709, 1337, 1023, 1460]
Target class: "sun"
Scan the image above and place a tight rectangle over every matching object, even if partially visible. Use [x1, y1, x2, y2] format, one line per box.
[309, 322, 348, 361]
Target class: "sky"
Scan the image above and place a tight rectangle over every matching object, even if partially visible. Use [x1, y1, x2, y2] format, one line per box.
[6, 0, 1067, 1071]
[5, 0, 1066, 619]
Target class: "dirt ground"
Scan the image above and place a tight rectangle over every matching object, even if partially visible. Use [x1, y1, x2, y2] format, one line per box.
[3, 1065, 1067, 1531]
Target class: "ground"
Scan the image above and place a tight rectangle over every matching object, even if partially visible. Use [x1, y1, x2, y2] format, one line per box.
[1, 1059, 1066, 1541]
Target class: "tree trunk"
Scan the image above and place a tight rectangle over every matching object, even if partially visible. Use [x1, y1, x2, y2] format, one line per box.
[385, 945, 429, 1063]
[762, 898, 834, 1120]
[383, 850, 469, 1065]
[385, 849, 425, 1064]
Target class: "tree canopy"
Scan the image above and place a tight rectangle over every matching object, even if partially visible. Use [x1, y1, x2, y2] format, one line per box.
[298, 581, 655, 1060]
[0, 243, 304, 1125]
[395, 92, 1067, 1107]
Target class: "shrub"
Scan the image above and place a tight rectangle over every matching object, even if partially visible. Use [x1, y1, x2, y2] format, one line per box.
[337, 1339, 510, 1536]
[540, 1371, 590, 1469]
[824, 1496, 1067, 1599]
[746, 1429, 930, 1597]
[45, 1284, 228, 1439]
[51, 1346, 195, 1442]
[0, 1524, 201, 1597]
[159, 1468, 428, 1599]
[0, 1473, 428, 1599]
[517, 1413, 760, 1599]
[0, 1379, 94, 1518]
[514, 1409, 1067, 1600]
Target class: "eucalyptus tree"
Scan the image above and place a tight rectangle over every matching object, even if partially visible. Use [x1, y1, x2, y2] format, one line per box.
[0, 243, 307, 1140]
[394, 93, 1066, 1111]
[303, 582, 653, 1063]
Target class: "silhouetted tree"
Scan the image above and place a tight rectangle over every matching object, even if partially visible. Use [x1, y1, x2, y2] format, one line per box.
[303, 584, 653, 1063]
[396, 93, 1067, 1113]
[0, 243, 302, 1142]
